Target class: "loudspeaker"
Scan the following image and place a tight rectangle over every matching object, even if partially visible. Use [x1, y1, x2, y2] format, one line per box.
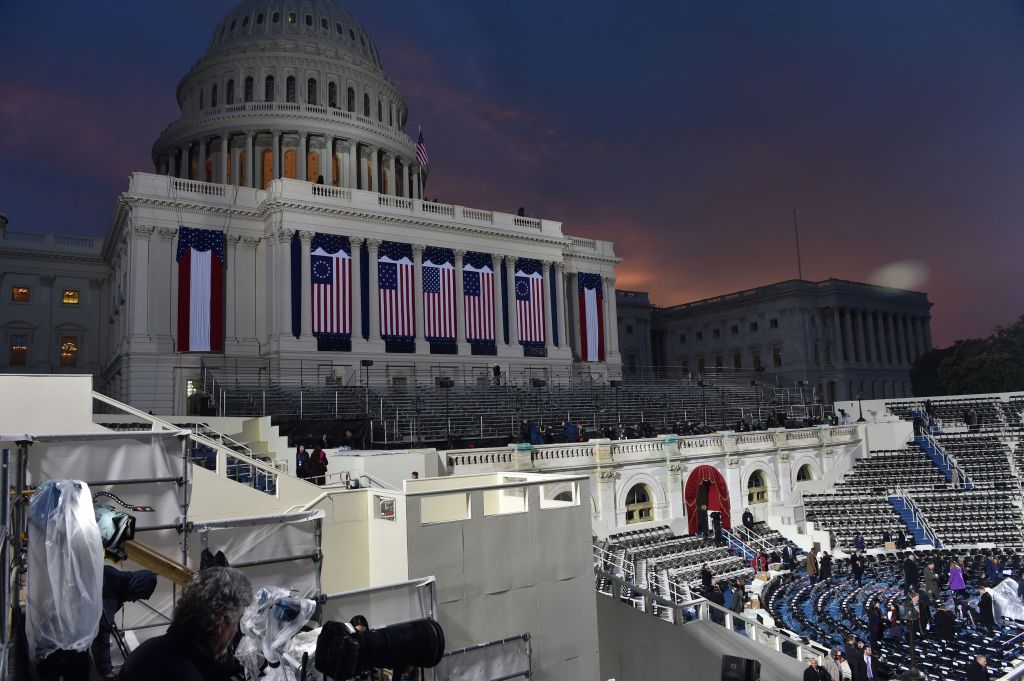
[721, 655, 760, 681]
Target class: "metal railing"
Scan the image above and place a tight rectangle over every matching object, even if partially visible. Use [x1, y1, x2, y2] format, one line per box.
[595, 567, 829, 662]
[892, 485, 942, 548]
[918, 431, 972, 489]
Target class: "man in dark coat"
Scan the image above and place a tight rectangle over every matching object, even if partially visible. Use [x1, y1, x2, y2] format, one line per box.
[701, 563, 714, 593]
[852, 551, 866, 585]
[854, 531, 866, 552]
[882, 529, 892, 545]
[867, 605, 884, 651]
[977, 586, 996, 630]
[844, 635, 863, 681]
[819, 551, 833, 582]
[782, 544, 794, 571]
[92, 567, 158, 679]
[742, 508, 754, 531]
[803, 658, 822, 681]
[903, 553, 918, 592]
[966, 654, 988, 681]
[933, 604, 955, 641]
[914, 587, 932, 636]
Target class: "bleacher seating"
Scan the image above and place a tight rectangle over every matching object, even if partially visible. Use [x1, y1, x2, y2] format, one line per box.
[804, 491, 910, 550]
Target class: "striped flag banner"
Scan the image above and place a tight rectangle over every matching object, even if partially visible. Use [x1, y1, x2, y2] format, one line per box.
[176, 227, 224, 352]
[578, 273, 605, 361]
[463, 252, 495, 343]
[423, 257, 456, 341]
[515, 259, 545, 346]
[378, 241, 415, 339]
[311, 233, 352, 338]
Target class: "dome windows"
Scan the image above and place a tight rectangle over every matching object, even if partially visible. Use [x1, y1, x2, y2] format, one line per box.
[211, 84, 218, 108]
[265, 75, 275, 102]
[336, 22, 343, 35]
[226, 79, 234, 105]
[199, 89, 205, 110]
[305, 14, 313, 27]
[328, 82, 337, 108]
[349, 29, 355, 41]
[229, 19, 236, 31]
[244, 77, 254, 102]
[346, 87, 355, 112]
[256, 13, 264, 25]
[287, 12, 296, 24]
[307, 78, 318, 106]
[242, 15, 249, 28]
[363, 93, 370, 117]
[286, 76, 296, 103]
[321, 17, 328, 30]
[272, 12, 280, 23]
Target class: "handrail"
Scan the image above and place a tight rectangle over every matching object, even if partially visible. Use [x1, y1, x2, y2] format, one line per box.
[722, 528, 756, 562]
[593, 542, 634, 580]
[919, 432, 972, 489]
[730, 524, 774, 554]
[892, 485, 941, 548]
[594, 567, 829, 662]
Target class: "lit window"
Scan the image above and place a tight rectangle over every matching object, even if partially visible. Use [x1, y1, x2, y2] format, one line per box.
[9, 334, 28, 365]
[59, 336, 78, 368]
[62, 289, 80, 305]
[12, 287, 30, 302]
[287, 12, 296, 24]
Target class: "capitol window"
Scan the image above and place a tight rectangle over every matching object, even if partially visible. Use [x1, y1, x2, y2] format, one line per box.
[377, 100, 383, 122]
[286, 76, 296, 103]
[307, 78, 317, 105]
[347, 87, 355, 112]
[772, 347, 782, 368]
[336, 22, 343, 34]
[305, 14, 313, 27]
[59, 337, 78, 368]
[9, 335, 28, 366]
[226, 80, 234, 105]
[321, 17, 328, 30]
[747, 470, 768, 504]
[12, 287, 30, 303]
[363, 93, 370, 117]
[770, 318, 779, 328]
[244, 77, 253, 102]
[241, 15, 249, 28]
[256, 13, 263, 25]
[62, 289, 80, 305]
[287, 12, 296, 24]
[625, 484, 653, 524]
[328, 82, 337, 108]
[712, 328, 720, 339]
[265, 75, 275, 102]
[211, 84, 218, 108]
[272, 12, 280, 23]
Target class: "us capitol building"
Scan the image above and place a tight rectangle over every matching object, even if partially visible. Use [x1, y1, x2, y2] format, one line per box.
[0, 0, 621, 413]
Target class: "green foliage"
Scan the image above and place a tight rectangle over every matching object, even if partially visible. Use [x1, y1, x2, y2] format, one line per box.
[911, 316, 1024, 396]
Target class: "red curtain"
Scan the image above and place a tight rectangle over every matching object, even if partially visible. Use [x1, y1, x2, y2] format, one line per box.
[683, 464, 732, 534]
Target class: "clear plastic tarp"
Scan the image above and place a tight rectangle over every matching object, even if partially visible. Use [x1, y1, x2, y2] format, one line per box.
[990, 577, 1024, 622]
[237, 586, 317, 681]
[26, 479, 104, 662]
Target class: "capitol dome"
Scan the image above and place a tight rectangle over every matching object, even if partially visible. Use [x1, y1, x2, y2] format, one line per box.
[152, 0, 422, 198]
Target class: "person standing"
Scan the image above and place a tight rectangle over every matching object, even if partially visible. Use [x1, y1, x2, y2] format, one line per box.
[821, 648, 842, 681]
[966, 655, 988, 681]
[922, 561, 939, 600]
[948, 559, 967, 607]
[854, 532, 866, 552]
[903, 553, 918, 592]
[807, 548, 819, 586]
[295, 444, 309, 480]
[867, 603, 884, 651]
[933, 604, 955, 641]
[701, 563, 713, 594]
[782, 544, 794, 571]
[309, 445, 329, 486]
[978, 586, 996, 630]
[742, 507, 754, 531]
[844, 636, 863, 681]
[819, 551, 833, 583]
[862, 646, 879, 681]
[882, 529, 892, 545]
[803, 658, 822, 681]
[852, 551, 866, 586]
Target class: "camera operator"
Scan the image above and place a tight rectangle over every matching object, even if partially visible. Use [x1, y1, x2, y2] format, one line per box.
[120, 567, 252, 681]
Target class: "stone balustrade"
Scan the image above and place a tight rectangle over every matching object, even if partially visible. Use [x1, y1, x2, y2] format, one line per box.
[1, 229, 102, 255]
[445, 425, 862, 473]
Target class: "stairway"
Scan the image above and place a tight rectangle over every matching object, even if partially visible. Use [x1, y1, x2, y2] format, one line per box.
[914, 436, 958, 485]
[886, 496, 936, 547]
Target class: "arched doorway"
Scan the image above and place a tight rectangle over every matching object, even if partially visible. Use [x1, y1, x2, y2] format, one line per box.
[624, 483, 653, 524]
[683, 465, 731, 535]
[747, 470, 768, 505]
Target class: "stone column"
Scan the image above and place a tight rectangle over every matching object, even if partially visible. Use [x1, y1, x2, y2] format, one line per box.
[402, 161, 410, 199]
[245, 131, 255, 188]
[220, 135, 229, 183]
[320, 137, 330, 182]
[454, 249, 467, 352]
[864, 310, 877, 365]
[298, 132, 308, 182]
[387, 154, 396, 196]
[567, 271, 580, 359]
[541, 261, 553, 351]
[129, 226, 153, 340]
[367, 239, 381, 342]
[350, 237, 365, 344]
[555, 263, 567, 349]
[197, 139, 207, 181]
[493, 256, 505, 346]
[368, 145, 379, 192]
[842, 308, 854, 365]
[272, 132, 282, 180]
[178, 145, 189, 179]
[892, 313, 904, 365]
[506, 257, 519, 349]
[349, 140, 358, 189]
[359, 145, 369, 191]
[830, 308, 842, 366]
[412, 244, 424, 346]
[299, 231, 314, 337]
[225, 235, 241, 344]
[882, 312, 893, 365]
[852, 308, 865, 364]
[604, 275, 620, 357]
[413, 167, 421, 199]
[901, 314, 913, 364]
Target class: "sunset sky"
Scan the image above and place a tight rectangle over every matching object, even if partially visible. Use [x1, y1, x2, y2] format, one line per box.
[2, 1, 1023, 346]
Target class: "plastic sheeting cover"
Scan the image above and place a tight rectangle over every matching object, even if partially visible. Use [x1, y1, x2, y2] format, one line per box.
[990, 578, 1024, 621]
[26, 479, 104, 661]
[320, 578, 435, 631]
[237, 587, 317, 681]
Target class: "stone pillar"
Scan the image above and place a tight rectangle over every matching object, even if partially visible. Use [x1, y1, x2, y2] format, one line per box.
[830, 308, 842, 366]
[272, 132, 282, 180]
[359, 145, 369, 191]
[350, 237, 365, 344]
[901, 314, 913, 364]
[541, 261, 553, 351]
[493, 256, 505, 346]
[864, 310, 877, 365]
[842, 308, 855, 365]
[883, 312, 894, 365]
[349, 140, 358, 189]
[412, 244, 424, 345]
[178, 145, 189, 179]
[197, 139, 207, 182]
[567, 271, 580, 359]
[402, 161, 410, 199]
[853, 308, 865, 364]
[387, 154, 396, 196]
[413, 167, 421, 199]
[245, 131, 255, 188]
[321, 137, 330, 183]
[604, 276, 620, 357]
[454, 249, 467, 353]
[299, 231, 313, 337]
[129, 226, 153, 340]
[368, 146, 379, 192]
[298, 132, 308, 182]
[220, 135, 229, 183]
[367, 239, 381, 342]
[555, 263, 567, 349]
[506, 257, 519, 350]
[225, 235, 240, 344]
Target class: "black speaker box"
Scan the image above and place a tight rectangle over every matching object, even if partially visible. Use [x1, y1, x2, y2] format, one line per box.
[721, 654, 761, 681]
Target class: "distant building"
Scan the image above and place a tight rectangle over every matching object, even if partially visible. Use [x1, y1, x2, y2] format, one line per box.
[615, 290, 654, 373]
[617, 278, 932, 402]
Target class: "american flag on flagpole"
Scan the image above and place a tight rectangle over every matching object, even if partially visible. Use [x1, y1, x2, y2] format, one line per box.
[311, 238, 351, 338]
[423, 259, 456, 340]
[379, 243, 415, 339]
[463, 258, 494, 342]
[515, 268, 545, 345]
[416, 127, 429, 167]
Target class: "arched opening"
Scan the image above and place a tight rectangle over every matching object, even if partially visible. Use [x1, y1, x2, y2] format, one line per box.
[683, 465, 731, 535]
[283, 149, 297, 179]
[624, 484, 653, 525]
[331, 154, 340, 186]
[306, 151, 319, 182]
[366, 163, 373, 191]
[796, 464, 814, 482]
[554, 491, 572, 503]
[226, 79, 234, 105]
[238, 150, 246, 187]
[382, 168, 389, 194]
[377, 100, 383, 122]
[286, 76, 296, 103]
[244, 76, 254, 102]
[265, 75, 275, 102]
[347, 87, 355, 112]
[747, 470, 767, 504]
[211, 84, 218, 108]
[307, 78, 317, 105]
[328, 82, 337, 108]
[204, 155, 212, 182]
[363, 93, 370, 117]
[190, 159, 198, 180]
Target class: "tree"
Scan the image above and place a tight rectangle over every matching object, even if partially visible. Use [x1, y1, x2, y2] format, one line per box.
[911, 316, 1024, 396]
